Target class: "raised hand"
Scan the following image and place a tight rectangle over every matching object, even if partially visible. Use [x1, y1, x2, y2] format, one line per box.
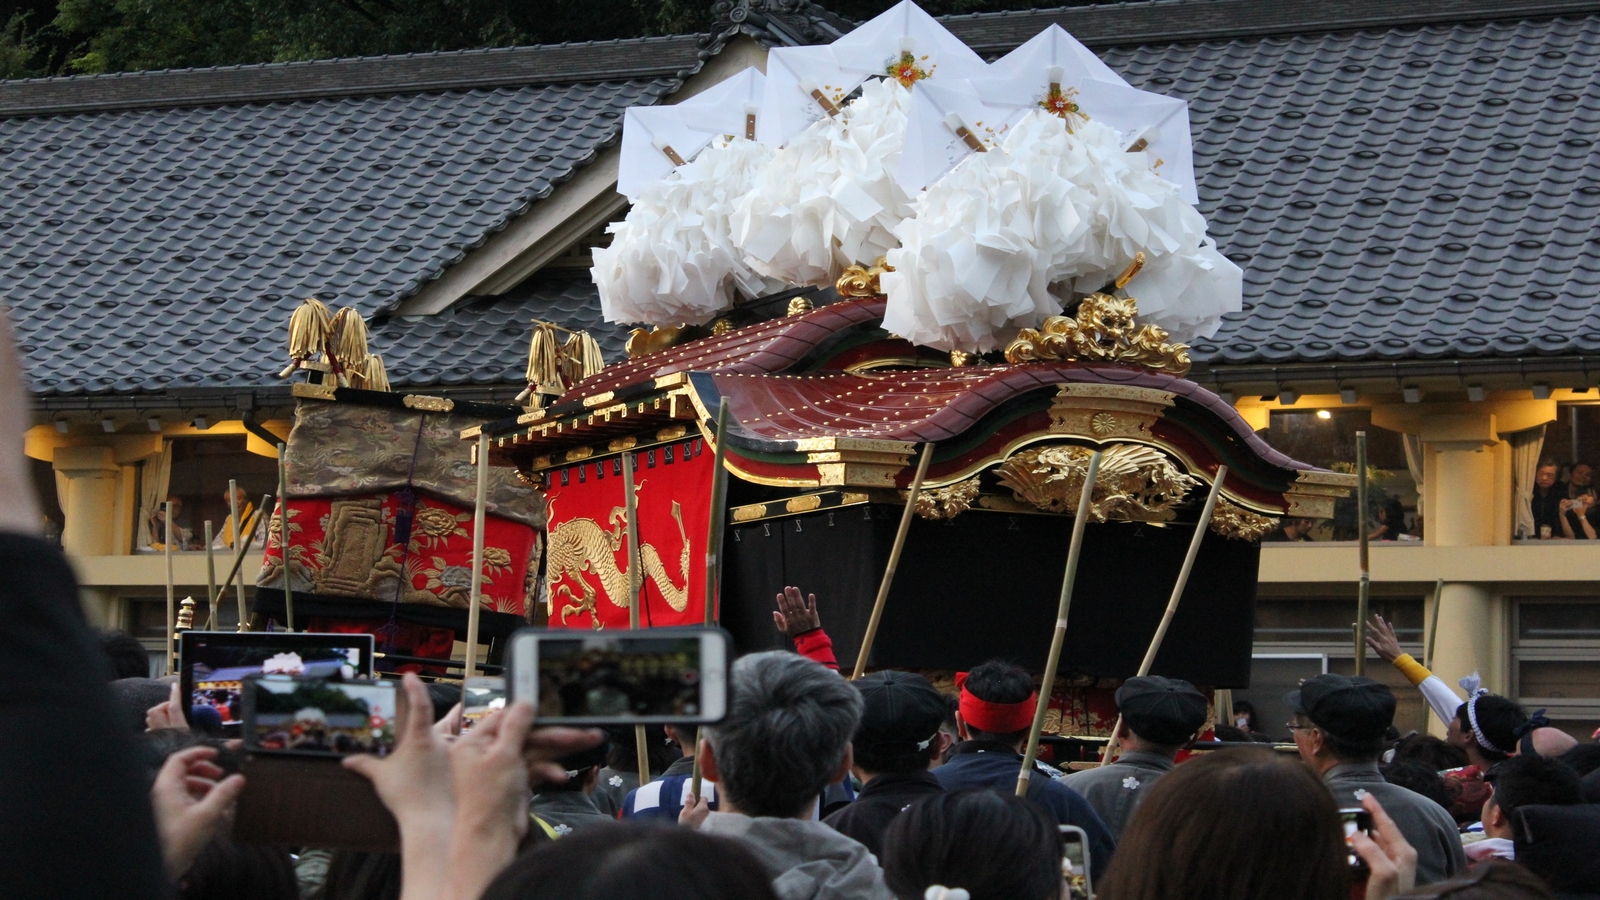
[1364, 615, 1404, 665]
[146, 681, 192, 732]
[773, 585, 821, 637]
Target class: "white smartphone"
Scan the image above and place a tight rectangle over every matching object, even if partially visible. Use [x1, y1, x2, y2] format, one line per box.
[508, 627, 729, 725]
[1059, 824, 1092, 900]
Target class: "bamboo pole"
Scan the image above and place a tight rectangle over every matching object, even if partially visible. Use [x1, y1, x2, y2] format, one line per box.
[1016, 450, 1103, 798]
[165, 502, 176, 672]
[218, 496, 270, 631]
[1101, 467, 1229, 763]
[204, 521, 217, 630]
[851, 442, 936, 680]
[464, 432, 490, 682]
[691, 398, 732, 802]
[1425, 578, 1444, 669]
[622, 451, 652, 787]
[1355, 432, 1370, 676]
[277, 444, 294, 631]
[228, 481, 244, 629]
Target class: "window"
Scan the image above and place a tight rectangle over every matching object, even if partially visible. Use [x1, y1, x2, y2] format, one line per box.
[1512, 599, 1600, 740]
[1236, 596, 1429, 741]
[154, 437, 278, 551]
[1262, 409, 1417, 542]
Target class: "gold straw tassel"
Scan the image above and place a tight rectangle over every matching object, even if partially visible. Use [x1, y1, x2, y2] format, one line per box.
[526, 324, 565, 396]
[562, 331, 606, 384]
[358, 353, 391, 392]
[278, 297, 332, 378]
[327, 307, 370, 388]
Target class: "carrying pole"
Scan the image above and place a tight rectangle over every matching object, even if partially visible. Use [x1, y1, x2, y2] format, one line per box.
[1016, 450, 1103, 798]
[622, 451, 652, 788]
[464, 433, 489, 683]
[1355, 432, 1370, 676]
[277, 444, 294, 631]
[851, 442, 936, 680]
[227, 482, 245, 629]
[1425, 578, 1444, 670]
[165, 502, 176, 672]
[692, 398, 732, 802]
[204, 521, 217, 629]
[1101, 466, 1229, 763]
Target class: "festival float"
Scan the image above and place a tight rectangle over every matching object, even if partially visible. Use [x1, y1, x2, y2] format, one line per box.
[465, 2, 1357, 748]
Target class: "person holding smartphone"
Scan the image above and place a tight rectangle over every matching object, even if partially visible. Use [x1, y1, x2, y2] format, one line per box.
[1559, 489, 1599, 539]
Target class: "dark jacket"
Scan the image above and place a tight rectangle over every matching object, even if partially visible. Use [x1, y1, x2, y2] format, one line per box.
[1515, 804, 1600, 899]
[531, 790, 614, 836]
[1323, 762, 1466, 885]
[1533, 484, 1566, 537]
[1057, 750, 1175, 840]
[823, 770, 944, 858]
[934, 740, 1115, 880]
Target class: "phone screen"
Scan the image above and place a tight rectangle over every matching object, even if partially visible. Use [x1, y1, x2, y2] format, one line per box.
[1059, 825, 1092, 900]
[511, 629, 727, 724]
[244, 676, 397, 758]
[1340, 808, 1373, 872]
[461, 676, 507, 732]
[181, 632, 373, 729]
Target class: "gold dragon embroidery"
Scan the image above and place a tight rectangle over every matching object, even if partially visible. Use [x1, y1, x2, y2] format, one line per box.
[547, 497, 691, 629]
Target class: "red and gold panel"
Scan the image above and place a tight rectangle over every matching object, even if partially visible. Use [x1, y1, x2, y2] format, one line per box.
[543, 439, 711, 631]
[258, 491, 538, 618]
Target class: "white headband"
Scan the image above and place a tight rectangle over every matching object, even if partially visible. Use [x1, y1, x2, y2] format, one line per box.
[1459, 672, 1503, 754]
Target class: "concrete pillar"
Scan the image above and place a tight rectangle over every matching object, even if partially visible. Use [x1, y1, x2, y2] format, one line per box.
[53, 446, 120, 558]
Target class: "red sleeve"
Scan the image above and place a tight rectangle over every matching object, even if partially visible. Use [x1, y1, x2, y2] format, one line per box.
[793, 627, 839, 671]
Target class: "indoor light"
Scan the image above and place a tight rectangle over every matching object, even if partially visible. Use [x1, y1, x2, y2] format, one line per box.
[1316, 410, 1332, 420]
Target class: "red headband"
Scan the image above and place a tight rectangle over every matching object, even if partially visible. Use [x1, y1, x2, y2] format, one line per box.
[955, 672, 1038, 735]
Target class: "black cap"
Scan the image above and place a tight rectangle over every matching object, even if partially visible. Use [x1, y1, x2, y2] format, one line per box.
[1115, 676, 1209, 745]
[854, 671, 947, 749]
[1285, 674, 1395, 742]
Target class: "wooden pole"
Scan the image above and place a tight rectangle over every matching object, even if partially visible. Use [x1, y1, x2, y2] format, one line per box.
[164, 502, 176, 673]
[1425, 578, 1444, 670]
[228, 481, 244, 629]
[1355, 432, 1370, 676]
[851, 442, 936, 680]
[622, 451, 652, 787]
[277, 444, 294, 631]
[234, 496, 267, 631]
[204, 521, 217, 630]
[212, 500, 265, 622]
[1101, 466, 1229, 763]
[1016, 450, 1103, 798]
[692, 398, 732, 801]
[464, 432, 490, 682]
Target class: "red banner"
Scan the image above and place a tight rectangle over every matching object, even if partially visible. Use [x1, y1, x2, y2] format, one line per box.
[543, 439, 711, 630]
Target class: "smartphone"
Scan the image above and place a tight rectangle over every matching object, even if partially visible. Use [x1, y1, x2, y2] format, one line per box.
[461, 676, 507, 732]
[508, 627, 729, 725]
[1340, 807, 1374, 875]
[1059, 825, 1093, 900]
[242, 675, 398, 758]
[180, 631, 374, 730]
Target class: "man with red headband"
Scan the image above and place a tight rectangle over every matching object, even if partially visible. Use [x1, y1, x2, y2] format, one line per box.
[933, 660, 1115, 880]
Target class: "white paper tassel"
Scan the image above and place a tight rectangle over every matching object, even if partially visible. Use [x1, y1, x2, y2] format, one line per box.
[732, 78, 917, 287]
[593, 136, 777, 326]
[884, 112, 1240, 352]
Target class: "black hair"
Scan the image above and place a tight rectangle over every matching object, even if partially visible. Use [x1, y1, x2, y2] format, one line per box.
[178, 833, 299, 900]
[538, 735, 612, 795]
[1399, 859, 1554, 899]
[1558, 742, 1600, 778]
[882, 790, 1062, 900]
[1488, 754, 1581, 840]
[961, 660, 1034, 746]
[98, 629, 150, 680]
[425, 682, 462, 723]
[854, 733, 937, 775]
[603, 724, 677, 777]
[479, 823, 778, 900]
[1213, 725, 1256, 743]
[1457, 697, 1527, 762]
[1232, 700, 1259, 732]
[1298, 712, 1385, 764]
[314, 851, 400, 900]
[1381, 759, 1452, 810]
[109, 677, 176, 737]
[1392, 733, 1470, 771]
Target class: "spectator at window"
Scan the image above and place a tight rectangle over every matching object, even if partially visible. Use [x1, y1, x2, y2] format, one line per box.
[148, 496, 198, 551]
[1263, 516, 1316, 542]
[1566, 462, 1594, 500]
[214, 487, 255, 550]
[1558, 489, 1598, 540]
[1370, 498, 1409, 542]
[1531, 461, 1565, 539]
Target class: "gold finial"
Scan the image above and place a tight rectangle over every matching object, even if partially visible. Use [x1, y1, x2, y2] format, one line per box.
[176, 596, 196, 631]
[1115, 251, 1146, 290]
[836, 257, 895, 299]
[950, 350, 977, 367]
[786, 296, 813, 317]
[711, 317, 734, 334]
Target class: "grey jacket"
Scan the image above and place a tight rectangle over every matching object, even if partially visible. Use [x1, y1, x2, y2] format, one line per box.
[1323, 762, 1467, 886]
[700, 812, 895, 900]
[1057, 750, 1175, 840]
[531, 791, 614, 836]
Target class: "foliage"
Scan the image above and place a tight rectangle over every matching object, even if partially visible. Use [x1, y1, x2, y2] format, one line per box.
[0, 0, 1100, 78]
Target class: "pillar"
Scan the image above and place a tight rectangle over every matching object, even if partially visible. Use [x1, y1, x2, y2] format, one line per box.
[53, 445, 120, 558]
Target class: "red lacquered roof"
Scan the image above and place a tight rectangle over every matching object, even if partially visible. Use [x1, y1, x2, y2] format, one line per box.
[563, 298, 887, 402]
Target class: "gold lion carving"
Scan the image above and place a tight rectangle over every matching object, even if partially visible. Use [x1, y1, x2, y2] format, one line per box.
[1004, 293, 1191, 376]
[994, 444, 1198, 523]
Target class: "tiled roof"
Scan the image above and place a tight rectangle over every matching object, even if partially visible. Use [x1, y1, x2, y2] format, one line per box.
[2, 77, 676, 396]
[1105, 15, 1600, 366]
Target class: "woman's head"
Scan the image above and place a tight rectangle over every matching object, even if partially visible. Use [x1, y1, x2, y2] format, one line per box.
[881, 789, 1062, 900]
[1098, 747, 1347, 900]
[480, 823, 776, 900]
[1232, 700, 1258, 730]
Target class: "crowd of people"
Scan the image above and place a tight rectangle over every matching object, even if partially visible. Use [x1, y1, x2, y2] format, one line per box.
[1532, 461, 1600, 540]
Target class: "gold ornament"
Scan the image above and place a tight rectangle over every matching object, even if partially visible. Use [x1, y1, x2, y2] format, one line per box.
[910, 476, 983, 520]
[994, 443, 1198, 522]
[836, 257, 894, 298]
[625, 323, 690, 358]
[1209, 498, 1280, 542]
[787, 296, 814, 317]
[279, 297, 333, 379]
[1004, 291, 1191, 377]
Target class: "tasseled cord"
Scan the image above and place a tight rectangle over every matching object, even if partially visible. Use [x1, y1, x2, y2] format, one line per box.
[354, 353, 391, 392]
[561, 331, 605, 386]
[517, 324, 565, 404]
[327, 307, 370, 388]
[278, 298, 333, 378]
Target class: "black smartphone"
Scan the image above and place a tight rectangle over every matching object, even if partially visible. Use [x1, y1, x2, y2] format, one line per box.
[179, 631, 374, 731]
[507, 627, 730, 725]
[1340, 807, 1374, 875]
[241, 675, 398, 758]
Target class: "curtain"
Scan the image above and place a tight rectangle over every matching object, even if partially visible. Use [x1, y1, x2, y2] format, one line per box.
[1403, 434, 1426, 518]
[135, 440, 172, 550]
[1509, 425, 1547, 539]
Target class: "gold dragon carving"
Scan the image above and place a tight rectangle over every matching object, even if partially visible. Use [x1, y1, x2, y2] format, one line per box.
[908, 476, 983, 520]
[1209, 498, 1280, 542]
[545, 500, 691, 629]
[1004, 293, 1192, 377]
[995, 444, 1198, 523]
